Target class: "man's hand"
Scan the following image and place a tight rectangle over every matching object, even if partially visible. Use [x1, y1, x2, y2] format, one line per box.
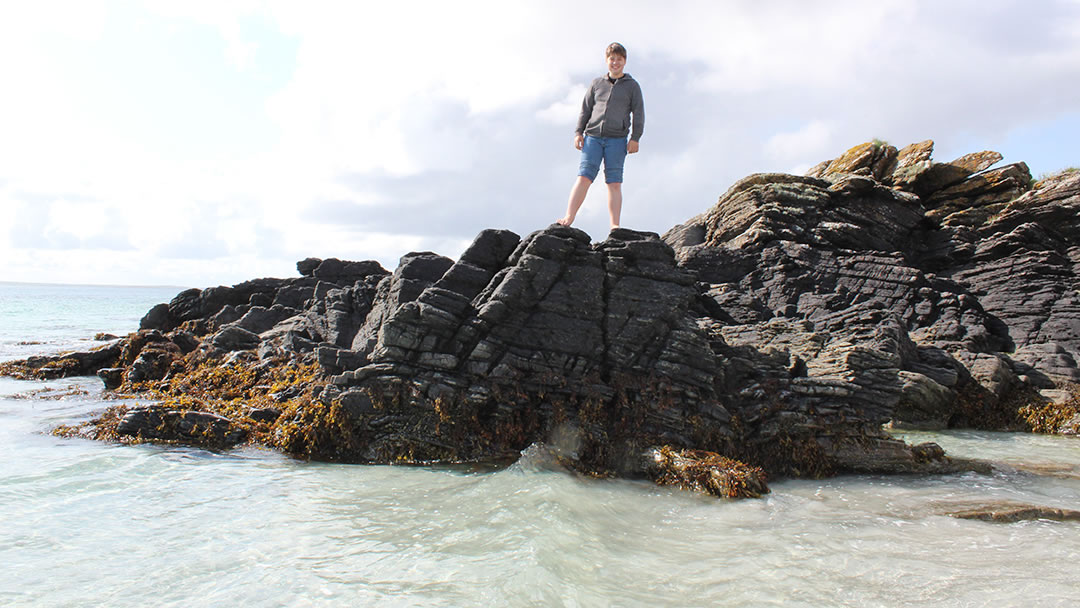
[574, 134, 584, 150]
[627, 140, 640, 154]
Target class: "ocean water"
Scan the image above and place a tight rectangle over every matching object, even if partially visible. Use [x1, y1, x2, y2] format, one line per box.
[1, 282, 1078, 607]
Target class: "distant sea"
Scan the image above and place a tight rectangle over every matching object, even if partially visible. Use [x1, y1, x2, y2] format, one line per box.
[2, 282, 1079, 606]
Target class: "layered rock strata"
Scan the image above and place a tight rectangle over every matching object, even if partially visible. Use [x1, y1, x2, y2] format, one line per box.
[5, 141, 1079, 498]
[667, 142, 1079, 434]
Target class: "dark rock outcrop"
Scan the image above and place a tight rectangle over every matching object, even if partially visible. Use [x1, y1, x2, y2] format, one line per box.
[140, 265, 388, 333]
[664, 143, 1078, 436]
[296, 257, 322, 278]
[116, 406, 247, 448]
[312, 258, 388, 285]
[8, 140, 1080, 498]
[317, 225, 745, 477]
[211, 326, 262, 352]
[0, 342, 123, 380]
[97, 367, 125, 390]
[139, 303, 170, 330]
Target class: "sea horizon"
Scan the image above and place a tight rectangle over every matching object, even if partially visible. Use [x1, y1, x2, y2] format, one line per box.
[0, 278, 191, 290]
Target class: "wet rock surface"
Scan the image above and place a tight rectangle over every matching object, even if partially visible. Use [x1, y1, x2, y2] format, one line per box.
[7, 141, 1080, 498]
[116, 406, 248, 448]
[0, 342, 123, 380]
[943, 500, 1080, 523]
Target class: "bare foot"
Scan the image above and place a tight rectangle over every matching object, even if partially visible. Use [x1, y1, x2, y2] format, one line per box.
[556, 217, 573, 227]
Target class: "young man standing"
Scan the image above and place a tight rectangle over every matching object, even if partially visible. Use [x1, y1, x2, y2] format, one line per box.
[557, 42, 645, 230]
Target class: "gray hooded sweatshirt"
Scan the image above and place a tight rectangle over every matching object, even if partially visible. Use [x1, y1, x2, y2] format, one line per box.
[575, 73, 645, 142]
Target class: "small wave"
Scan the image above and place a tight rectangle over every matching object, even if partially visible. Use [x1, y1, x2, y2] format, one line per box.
[508, 442, 570, 474]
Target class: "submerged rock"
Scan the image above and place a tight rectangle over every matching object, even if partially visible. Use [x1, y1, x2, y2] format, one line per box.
[944, 500, 1080, 523]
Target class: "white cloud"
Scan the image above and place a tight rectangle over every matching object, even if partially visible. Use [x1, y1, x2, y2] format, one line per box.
[765, 121, 834, 165]
[259, 1, 593, 178]
[2, 0, 1080, 286]
[47, 200, 110, 241]
[143, 0, 263, 70]
[537, 85, 587, 126]
[0, 1, 107, 44]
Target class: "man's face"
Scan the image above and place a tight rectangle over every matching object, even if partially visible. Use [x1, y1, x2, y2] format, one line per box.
[607, 53, 626, 77]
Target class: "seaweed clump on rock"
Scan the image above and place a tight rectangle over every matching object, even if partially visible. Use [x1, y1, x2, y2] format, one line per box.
[10, 140, 1080, 499]
[647, 447, 769, 499]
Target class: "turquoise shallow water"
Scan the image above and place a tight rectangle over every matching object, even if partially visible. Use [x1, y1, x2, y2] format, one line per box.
[1, 283, 1079, 606]
[0, 282, 182, 362]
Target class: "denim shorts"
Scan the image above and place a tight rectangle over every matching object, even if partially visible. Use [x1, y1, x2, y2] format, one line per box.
[578, 135, 628, 183]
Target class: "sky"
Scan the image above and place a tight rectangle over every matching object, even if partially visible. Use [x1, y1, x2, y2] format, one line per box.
[1, 0, 1079, 287]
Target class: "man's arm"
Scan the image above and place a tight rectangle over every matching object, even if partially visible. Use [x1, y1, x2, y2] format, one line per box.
[627, 83, 644, 154]
[575, 80, 596, 141]
[629, 82, 645, 144]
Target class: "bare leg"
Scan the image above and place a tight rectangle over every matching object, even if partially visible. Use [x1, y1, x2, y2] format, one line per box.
[558, 176, 592, 226]
[607, 182, 622, 229]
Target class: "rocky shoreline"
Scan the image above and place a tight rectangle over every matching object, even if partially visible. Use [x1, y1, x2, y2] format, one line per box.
[4, 140, 1078, 499]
